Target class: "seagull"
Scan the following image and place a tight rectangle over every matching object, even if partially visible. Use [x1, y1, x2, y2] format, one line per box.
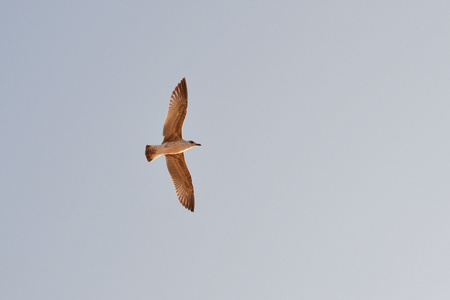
[145, 77, 201, 212]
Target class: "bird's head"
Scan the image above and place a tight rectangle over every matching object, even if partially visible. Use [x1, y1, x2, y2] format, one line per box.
[188, 140, 202, 147]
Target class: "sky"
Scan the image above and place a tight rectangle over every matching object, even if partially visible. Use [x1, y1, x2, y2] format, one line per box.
[2, 1, 450, 299]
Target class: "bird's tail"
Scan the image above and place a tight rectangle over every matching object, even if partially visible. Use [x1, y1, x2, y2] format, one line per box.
[145, 145, 159, 162]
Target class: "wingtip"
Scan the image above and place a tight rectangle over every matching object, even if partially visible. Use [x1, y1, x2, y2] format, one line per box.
[184, 203, 194, 212]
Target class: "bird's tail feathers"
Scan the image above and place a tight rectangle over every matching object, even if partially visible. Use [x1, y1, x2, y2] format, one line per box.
[145, 145, 159, 162]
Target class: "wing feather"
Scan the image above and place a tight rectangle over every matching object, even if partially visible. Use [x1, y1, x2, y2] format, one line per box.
[163, 78, 188, 142]
[165, 153, 195, 212]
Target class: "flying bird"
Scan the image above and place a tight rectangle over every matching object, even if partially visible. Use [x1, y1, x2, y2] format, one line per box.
[145, 77, 201, 212]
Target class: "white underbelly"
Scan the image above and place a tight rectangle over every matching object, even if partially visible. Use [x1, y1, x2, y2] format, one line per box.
[157, 142, 190, 155]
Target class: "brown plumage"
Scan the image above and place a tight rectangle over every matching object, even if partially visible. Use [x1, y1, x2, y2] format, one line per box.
[165, 154, 195, 212]
[163, 77, 188, 143]
[145, 77, 201, 212]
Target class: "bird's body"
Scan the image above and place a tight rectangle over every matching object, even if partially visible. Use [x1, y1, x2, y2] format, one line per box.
[145, 78, 201, 212]
[146, 140, 198, 162]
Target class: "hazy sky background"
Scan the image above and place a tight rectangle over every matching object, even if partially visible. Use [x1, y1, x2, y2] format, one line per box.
[2, 1, 450, 299]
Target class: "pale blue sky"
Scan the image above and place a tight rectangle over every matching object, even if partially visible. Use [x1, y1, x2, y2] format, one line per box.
[2, 1, 450, 299]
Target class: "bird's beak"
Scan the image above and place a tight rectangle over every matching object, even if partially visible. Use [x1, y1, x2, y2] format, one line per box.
[196, 143, 202, 146]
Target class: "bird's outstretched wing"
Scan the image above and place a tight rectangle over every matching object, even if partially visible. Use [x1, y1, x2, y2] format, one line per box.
[163, 78, 188, 143]
[165, 153, 195, 212]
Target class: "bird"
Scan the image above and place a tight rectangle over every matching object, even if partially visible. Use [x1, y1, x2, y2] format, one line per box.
[145, 77, 201, 212]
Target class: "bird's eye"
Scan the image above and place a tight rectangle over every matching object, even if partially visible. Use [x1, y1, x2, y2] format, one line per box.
[189, 140, 194, 144]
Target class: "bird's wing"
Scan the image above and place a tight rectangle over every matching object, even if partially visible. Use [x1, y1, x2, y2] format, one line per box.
[165, 153, 195, 212]
[163, 78, 188, 143]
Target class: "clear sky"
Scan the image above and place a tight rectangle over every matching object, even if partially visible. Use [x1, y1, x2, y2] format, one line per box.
[2, 1, 450, 299]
